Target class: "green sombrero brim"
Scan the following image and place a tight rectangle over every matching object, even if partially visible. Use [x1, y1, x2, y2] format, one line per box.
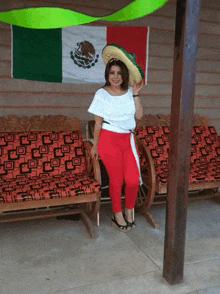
[102, 43, 144, 86]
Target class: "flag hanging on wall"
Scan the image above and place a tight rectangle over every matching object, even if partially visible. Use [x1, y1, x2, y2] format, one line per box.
[11, 25, 149, 84]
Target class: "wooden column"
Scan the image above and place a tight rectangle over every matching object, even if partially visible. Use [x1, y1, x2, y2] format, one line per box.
[162, 0, 201, 285]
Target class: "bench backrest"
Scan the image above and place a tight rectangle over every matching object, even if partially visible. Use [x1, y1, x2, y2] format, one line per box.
[0, 130, 86, 180]
[136, 126, 170, 168]
[135, 125, 219, 168]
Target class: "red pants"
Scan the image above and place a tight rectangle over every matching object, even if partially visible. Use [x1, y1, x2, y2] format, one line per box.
[98, 129, 139, 213]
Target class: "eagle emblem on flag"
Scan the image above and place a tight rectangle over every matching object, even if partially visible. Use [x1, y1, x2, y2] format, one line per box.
[70, 41, 99, 69]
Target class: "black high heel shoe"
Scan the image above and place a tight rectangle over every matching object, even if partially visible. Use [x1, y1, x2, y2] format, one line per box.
[111, 215, 131, 232]
[124, 214, 136, 229]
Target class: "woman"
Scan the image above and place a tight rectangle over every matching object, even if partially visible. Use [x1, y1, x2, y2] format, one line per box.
[88, 44, 144, 232]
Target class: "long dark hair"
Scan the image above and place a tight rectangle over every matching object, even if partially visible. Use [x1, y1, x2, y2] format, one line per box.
[104, 59, 129, 90]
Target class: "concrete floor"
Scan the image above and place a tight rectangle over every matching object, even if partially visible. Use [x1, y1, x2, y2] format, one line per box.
[0, 197, 220, 294]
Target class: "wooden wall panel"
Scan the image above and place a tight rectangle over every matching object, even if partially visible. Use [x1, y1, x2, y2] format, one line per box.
[0, 62, 10, 77]
[0, 107, 90, 121]
[196, 72, 220, 84]
[201, 0, 220, 9]
[0, 23, 11, 29]
[0, 0, 220, 135]
[197, 60, 220, 72]
[0, 46, 10, 60]
[0, 78, 100, 93]
[150, 30, 220, 49]
[0, 32, 10, 46]
[0, 0, 131, 15]
[197, 47, 220, 60]
[149, 57, 173, 70]
[149, 44, 173, 57]
[148, 70, 172, 83]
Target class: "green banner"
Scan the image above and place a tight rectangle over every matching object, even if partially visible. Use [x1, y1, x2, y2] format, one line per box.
[0, 0, 167, 29]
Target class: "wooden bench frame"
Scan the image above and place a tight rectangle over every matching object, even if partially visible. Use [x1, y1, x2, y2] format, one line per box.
[0, 115, 101, 238]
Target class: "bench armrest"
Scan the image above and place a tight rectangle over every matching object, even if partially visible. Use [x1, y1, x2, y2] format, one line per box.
[136, 138, 156, 208]
[83, 140, 101, 185]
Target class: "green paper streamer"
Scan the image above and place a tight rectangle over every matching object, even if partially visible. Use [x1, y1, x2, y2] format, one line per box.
[0, 0, 167, 29]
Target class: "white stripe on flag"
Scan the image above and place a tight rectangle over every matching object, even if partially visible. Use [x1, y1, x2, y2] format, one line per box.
[11, 24, 13, 78]
[145, 26, 150, 85]
[62, 26, 106, 84]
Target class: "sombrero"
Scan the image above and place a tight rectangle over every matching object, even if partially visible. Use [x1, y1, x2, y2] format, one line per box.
[102, 43, 144, 86]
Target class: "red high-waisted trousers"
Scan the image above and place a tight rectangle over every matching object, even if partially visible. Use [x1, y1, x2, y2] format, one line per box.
[98, 129, 139, 213]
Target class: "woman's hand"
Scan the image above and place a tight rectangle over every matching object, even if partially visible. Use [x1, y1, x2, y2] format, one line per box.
[133, 80, 144, 95]
[90, 145, 99, 160]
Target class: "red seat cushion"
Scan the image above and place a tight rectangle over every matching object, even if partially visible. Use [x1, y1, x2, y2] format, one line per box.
[0, 130, 101, 203]
[0, 172, 100, 203]
[154, 161, 220, 185]
[189, 161, 220, 183]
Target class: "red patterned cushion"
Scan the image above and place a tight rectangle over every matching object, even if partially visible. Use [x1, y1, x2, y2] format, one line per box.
[191, 126, 219, 164]
[0, 172, 100, 203]
[190, 126, 220, 184]
[136, 125, 220, 185]
[0, 131, 86, 180]
[155, 164, 169, 184]
[136, 126, 170, 168]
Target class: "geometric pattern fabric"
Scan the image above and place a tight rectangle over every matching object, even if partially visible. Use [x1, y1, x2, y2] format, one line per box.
[135, 125, 220, 185]
[0, 173, 100, 203]
[0, 130, 100, 203]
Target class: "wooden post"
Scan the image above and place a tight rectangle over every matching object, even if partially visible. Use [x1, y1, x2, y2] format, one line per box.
[162, 0, 201, 285]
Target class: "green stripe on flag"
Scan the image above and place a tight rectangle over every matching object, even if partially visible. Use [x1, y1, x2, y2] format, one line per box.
[13, 25, 62, 82]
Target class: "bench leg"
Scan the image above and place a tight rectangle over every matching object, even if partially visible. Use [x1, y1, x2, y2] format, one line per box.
[135, 181, 157, 228]
[136, 204, 157, 228]
[97, 211, 100, 227]
[80, 211, 97, 239]
[213, 191, 220, 203]
[141, 210, 157, 229]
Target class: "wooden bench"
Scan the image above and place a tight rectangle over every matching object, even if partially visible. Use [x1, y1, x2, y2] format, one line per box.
[0, 115, 101, 238]
[135, 114, 220, 228]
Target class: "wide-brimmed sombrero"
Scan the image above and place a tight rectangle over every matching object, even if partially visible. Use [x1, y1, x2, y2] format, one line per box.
[102, 43, 144, 86]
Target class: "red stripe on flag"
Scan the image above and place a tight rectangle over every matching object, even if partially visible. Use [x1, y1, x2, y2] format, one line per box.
[107, 26, 148, 82]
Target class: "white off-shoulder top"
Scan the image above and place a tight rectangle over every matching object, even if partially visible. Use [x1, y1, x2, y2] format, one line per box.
[88, 86, 136, 133]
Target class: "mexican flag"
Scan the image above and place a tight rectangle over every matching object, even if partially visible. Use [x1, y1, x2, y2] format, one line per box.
[12, 25, 149, 84]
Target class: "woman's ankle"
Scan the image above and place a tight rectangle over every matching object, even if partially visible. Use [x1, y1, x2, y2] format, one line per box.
[114, 211, 126, 226]
[125, 208, 133, 223]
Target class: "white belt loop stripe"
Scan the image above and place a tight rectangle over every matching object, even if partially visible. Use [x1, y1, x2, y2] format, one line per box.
[130, 132, 143, 185]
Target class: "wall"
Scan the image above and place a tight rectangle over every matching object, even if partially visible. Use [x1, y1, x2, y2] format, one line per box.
[0, 0, 220, 135]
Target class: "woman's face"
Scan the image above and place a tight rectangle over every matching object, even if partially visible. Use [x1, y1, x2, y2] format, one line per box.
[108, 65, 123, 87]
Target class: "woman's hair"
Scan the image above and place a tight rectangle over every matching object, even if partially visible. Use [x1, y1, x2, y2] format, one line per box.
[104, 59, 129, 90]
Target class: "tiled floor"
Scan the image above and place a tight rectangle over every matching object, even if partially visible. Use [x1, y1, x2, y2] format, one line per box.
[0, 198, 220, 294]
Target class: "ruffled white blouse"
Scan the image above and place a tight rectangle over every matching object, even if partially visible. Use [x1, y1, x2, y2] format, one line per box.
[88, 87, 136, 132]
